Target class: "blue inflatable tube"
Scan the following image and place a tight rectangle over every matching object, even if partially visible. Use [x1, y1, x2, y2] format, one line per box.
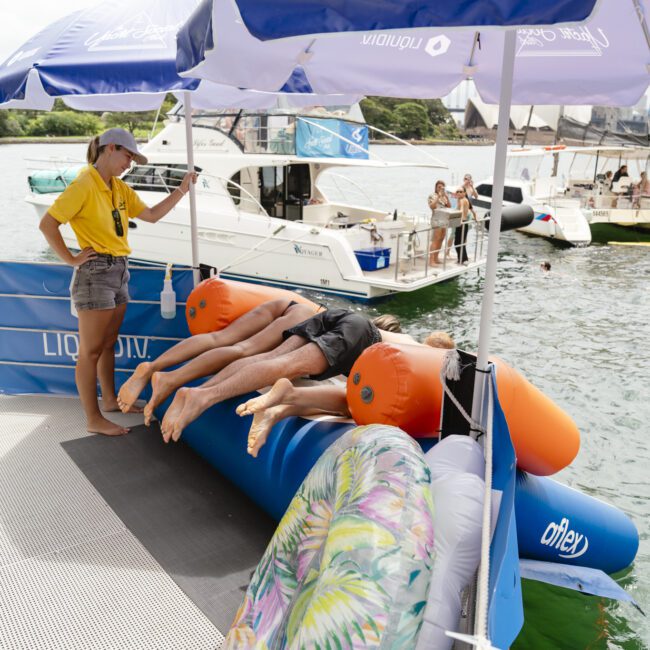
[515, 472, 639, 575]
[171, 400, 638, 574]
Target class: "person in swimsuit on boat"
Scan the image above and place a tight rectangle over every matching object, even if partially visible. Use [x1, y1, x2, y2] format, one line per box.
[239, 330, 456, 457]
[158, 309, 415, 443]
[38, 128, 197, 437]
[117, 298, 317, 424]
[428, 179, 452, 265]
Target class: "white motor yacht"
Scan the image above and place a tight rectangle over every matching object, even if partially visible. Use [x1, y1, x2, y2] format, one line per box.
[26, 108, 487, 300]
[473, 148, 592, 247]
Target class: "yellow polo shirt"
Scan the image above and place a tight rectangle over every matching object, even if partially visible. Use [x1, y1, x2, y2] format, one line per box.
[49, 165, 147, 256]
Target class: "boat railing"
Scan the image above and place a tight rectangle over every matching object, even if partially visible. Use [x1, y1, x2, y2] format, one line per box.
[392, 216, 488, 280]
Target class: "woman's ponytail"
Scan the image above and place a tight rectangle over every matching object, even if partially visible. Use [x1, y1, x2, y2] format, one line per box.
[86, 136, 101, 164]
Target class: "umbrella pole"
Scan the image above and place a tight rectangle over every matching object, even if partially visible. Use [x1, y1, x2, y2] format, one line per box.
[183, 91, 200, 286]
[470, 26, 517, 640]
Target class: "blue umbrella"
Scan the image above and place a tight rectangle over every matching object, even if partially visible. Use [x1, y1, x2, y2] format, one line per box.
[0, 0, 201, 109]
[0, 0, 362, 284]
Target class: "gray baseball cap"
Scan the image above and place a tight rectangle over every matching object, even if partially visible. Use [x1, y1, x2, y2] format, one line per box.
[99, 128, 148, 165]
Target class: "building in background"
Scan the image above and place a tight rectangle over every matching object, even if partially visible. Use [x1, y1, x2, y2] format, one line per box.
[443, 81, 648, 145]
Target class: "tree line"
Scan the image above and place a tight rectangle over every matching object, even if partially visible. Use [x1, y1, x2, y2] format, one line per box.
[360, 97, 460, 140]
[0, 97, 176, 138]
[0, 96, 460, 141]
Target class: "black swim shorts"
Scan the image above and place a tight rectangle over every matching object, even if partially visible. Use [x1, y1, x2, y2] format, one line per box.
[283, 308, 382, 380]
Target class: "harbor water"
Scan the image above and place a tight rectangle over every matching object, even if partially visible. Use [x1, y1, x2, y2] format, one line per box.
[1, 142, 648, 648]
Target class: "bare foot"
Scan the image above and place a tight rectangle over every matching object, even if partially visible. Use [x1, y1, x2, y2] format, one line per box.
[87, 416, 129, 436]
[160, 389, 187, 443]
[247, 406, 286, 457]
[101, 397, 143, 413]
[236, 378, 294, 416]
[144, 371, 176, 426]
[118, 362, 154, 413]
[168, 388, 211, 443]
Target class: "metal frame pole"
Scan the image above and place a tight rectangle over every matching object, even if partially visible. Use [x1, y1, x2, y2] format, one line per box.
[183, 91, 201, 286]
[470, 29, 517, 430]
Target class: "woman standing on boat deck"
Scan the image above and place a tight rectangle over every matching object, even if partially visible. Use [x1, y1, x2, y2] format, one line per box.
[428, 179, 451, 265]
[39, 128, 197, 436]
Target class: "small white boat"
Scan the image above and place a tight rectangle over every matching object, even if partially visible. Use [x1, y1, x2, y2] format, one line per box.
[26, 108, 487, 300]
[558, 145, 650, 243]
[473, 148, 592, 246]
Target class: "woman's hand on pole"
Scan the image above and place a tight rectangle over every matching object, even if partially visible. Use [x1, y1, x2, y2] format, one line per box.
[179, 171, 198, 195]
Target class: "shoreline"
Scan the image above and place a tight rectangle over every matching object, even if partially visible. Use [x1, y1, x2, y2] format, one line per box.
[1, 135, 494, 147]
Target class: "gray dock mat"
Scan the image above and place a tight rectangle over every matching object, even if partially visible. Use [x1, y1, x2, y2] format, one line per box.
[61, 424, 277, 632]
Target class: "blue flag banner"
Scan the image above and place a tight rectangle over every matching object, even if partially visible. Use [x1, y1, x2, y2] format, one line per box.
[487, 369, 524, 648]
[296, 118, 368, 159]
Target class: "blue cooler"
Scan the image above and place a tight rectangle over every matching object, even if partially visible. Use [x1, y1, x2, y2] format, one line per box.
[354, 247, 391, 271]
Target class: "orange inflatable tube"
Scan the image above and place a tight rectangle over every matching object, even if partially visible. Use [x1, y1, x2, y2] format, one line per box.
[346, 343, 580, 476]
[185, 278, 319, 335]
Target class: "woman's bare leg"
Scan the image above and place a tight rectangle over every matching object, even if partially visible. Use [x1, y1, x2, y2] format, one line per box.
[240, 381, 350, 457]
[160, 341, 328, 442]
[430, 227, 445, 264]
[97, 304, 142, 412]
[118, 299, 296, 412]
[237, 379, 349, 417]
[143, 304, 314, 424]
[246, 403, 334, 457]
[77, 307, 129, 436]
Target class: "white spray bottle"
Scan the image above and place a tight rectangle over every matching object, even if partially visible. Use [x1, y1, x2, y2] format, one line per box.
[160, 263, 176, 319]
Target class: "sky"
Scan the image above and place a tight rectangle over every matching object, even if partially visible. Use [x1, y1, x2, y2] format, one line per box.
[0, 1, 96, 63]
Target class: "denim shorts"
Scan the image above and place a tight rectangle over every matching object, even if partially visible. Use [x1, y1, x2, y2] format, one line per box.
[71, 254, 130, 311]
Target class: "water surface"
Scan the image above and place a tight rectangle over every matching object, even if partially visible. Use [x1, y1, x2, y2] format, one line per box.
[1, 142, 648, 648]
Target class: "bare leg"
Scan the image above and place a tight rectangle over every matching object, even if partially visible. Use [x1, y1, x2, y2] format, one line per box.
[240, 382, 350, 457]
[162, 342, 329, 443]
[445, 229, 455, 258]
[245, 404, 303, 457]
[430, 227, 445, 264]
[97, 305, 142, 412]
[143, 304, 314, 423]
[237, 379, 349, 417]
[118, 299, 299, 412]
[236, 377, 295, 416]
[77, 308, 130, 436]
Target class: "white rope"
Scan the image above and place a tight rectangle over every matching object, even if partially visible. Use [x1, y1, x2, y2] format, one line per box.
[439, 349, 486, 436]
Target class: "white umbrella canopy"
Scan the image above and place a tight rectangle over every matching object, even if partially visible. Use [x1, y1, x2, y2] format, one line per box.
[177, 0, 650, 107]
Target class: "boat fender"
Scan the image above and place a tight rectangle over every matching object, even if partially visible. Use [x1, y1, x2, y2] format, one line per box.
[185, 277, 319, 335]
[224, 425, 435, 649]
[346, 343, 580, 476]
[417, 435, 485, 650]
[516, 473, 639, 574]
[484, 204, 535, 232]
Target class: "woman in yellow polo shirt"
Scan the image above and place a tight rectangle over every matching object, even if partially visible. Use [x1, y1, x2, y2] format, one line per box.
[39, 128, 197, 436]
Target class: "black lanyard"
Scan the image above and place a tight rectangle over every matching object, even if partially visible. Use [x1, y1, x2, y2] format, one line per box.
[110, 186, 124, 237]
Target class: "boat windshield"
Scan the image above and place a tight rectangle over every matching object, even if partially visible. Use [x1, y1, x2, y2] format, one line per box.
[169, 106, 364, 155]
